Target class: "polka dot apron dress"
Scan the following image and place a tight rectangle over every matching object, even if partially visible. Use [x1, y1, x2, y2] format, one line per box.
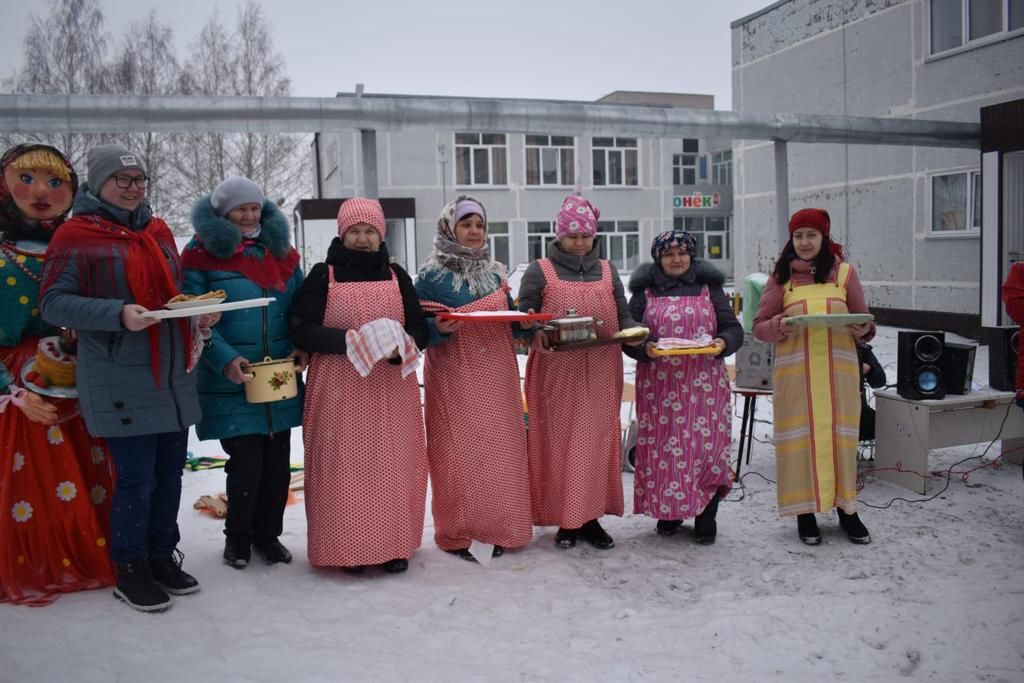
[525, 259, 624, 529]
[421, 285, 533, 552]
[302, 273, 428, 568]
[633, 285, 733, 521]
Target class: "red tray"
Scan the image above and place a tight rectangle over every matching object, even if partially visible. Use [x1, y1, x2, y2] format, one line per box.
[436, 311, 553, 323]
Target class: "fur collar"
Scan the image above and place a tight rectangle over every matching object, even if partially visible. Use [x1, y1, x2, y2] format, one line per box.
[628, 259, 726, 293]
[190, 195, 291, 259]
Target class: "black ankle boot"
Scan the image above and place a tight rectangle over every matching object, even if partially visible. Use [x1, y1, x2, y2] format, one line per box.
[381, 558, 408, 573]
[797, 513, 822, 545]
[837, 509, 871, 544]
[254, 539, 293, 565]
[223, 539, 251, 569]
[656, 520, 683, 536]
[149, 549, 200, 595]
[579, 519, 614, 550]
[694, 493, 721, 545]
[554, 528, 578, 549]
[114, 561, 171, 612]
[447, 548, 476, 562]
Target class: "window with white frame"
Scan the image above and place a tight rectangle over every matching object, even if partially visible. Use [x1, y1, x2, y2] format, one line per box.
[596, 220, 641, 271]
[711, 150, 732, 185]
[672, 139, 699, 185]
[487, 222, 510, 267]
[526, 135, 575, 186]
[930, 170, 982, 232]
[672, 215, 733, 259]
[592, 137, 639, 186]
[527, 221, 555, 261]
[455, 133, 508, 186]
[930, 0, 1024, 54]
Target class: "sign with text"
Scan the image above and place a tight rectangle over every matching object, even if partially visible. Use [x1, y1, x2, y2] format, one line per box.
[673, 191, 721, 209]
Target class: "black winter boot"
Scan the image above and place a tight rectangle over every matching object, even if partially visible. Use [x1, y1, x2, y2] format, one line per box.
[223, 539, 251, 569]
[837, 509, 871, 544]
[114, 561, 171, 613]
[149, 550, 200, 595]
[656, 520, 683, 536]
[381, 558, 409, 573]
[254, 539, 293, 565]
[554, 528, 578, 549]
[579, 519, 614, 550]
[694, 493, 722, 545]
[797, 513, 822, 545]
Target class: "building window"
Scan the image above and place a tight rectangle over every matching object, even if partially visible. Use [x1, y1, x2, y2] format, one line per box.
[487, 222, 510, 267]
[673, 154, 697, 186]
[596, 220, 641, 271]
[930, 0, 1023, 54]
[526, 135, 575, 186]
[592, 137, 639, 186]
[711, 150, 732, 185]
[672, 215, 732, 259]
[527, 221, 555, 261]
[455, 133, 508, 186]
[931, 170, 981, 232]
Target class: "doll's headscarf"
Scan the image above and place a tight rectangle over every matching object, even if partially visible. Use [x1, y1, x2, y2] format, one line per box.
[0, 143, 78, 239]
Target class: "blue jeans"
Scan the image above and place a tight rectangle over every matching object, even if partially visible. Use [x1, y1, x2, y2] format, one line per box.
[105, 430, 189, 563]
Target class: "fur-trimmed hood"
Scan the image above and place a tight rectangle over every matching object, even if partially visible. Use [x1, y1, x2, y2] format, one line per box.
[190, 195, 291, 259]
[628, 259, 726, 294]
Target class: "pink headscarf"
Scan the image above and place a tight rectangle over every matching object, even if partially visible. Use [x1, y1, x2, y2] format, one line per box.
[337, 197, 387, 238]
[555, 194, 600, 240]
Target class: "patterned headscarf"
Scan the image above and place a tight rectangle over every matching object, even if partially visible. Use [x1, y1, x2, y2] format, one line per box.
[555, 194, 600, 239]
[651, 230, 698, 261]
[0, 143, 78, 238]
[419, 194, 504, 298]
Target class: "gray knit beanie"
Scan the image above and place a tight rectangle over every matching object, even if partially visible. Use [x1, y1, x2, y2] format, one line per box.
[87, 143, 145, 191]
[211, 176, 265, 217]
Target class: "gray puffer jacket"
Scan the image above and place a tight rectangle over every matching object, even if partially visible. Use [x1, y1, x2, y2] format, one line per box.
[38, 190, 200, 438]
[516, 238, 636, 330]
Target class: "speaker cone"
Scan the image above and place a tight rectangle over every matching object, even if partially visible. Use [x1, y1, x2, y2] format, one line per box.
[914, 334, 943, 363]
[914, 366, 942, 395]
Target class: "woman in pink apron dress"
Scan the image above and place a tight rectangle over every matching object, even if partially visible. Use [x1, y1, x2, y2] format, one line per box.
[754, 208, 875, 546]
[290, 198, 429, 574]
[517, 194, 643, 550]
[625, 230, 743, 544]
[415, 196, 533, 561]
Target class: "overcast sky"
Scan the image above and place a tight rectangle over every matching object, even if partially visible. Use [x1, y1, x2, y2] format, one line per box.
[1, 0, 770, 109]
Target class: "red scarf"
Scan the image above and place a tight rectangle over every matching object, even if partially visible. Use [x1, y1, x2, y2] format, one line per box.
[41, 214, 191, 385]
[180, 239, 300, 292]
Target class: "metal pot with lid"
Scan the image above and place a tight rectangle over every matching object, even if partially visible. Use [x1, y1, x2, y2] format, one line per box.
[542, 309, 603, 345]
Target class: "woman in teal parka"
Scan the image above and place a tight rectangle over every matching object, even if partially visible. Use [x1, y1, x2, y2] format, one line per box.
[182, 176, 306, 570]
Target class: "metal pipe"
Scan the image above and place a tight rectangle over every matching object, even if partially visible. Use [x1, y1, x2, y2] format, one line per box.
[0, 94, 980, 149]
[774, 140, 790, 247]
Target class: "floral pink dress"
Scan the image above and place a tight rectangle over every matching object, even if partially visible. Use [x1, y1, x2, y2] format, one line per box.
[634, 285, 733, 519]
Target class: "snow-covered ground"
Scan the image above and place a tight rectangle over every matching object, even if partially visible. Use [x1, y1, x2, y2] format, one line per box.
[2, 326, 1022, 683]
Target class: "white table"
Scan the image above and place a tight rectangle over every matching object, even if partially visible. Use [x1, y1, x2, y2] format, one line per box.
[873, 388, 1024, 494]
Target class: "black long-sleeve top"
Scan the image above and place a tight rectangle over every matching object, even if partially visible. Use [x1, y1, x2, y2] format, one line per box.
[289, 238, 428, 355]
[624, 259, 743, 363]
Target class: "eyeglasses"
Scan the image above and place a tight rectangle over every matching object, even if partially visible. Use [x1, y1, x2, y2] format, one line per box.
[112, 175, 149, 189]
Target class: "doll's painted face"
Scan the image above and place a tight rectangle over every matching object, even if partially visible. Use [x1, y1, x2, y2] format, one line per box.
[3, 164, 73, 221]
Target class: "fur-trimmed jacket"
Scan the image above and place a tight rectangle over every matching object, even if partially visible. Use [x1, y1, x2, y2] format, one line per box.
[181, 196, 304, 440]
[625, 260, 743, 362]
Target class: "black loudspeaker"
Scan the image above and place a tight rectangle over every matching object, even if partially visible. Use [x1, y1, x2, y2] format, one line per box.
[897, 331, 946, 400]
[939, 342, 976, 395]
[988, 326, 1019, 391]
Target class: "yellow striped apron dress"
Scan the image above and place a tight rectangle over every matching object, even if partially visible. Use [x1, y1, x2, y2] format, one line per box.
[773, 262, 860, 516]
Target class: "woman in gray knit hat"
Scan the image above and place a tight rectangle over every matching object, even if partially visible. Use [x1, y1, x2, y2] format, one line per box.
[182, 176, 306, 570]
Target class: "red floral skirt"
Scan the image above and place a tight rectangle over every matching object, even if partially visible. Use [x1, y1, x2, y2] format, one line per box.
[1, 338, 115, 606]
